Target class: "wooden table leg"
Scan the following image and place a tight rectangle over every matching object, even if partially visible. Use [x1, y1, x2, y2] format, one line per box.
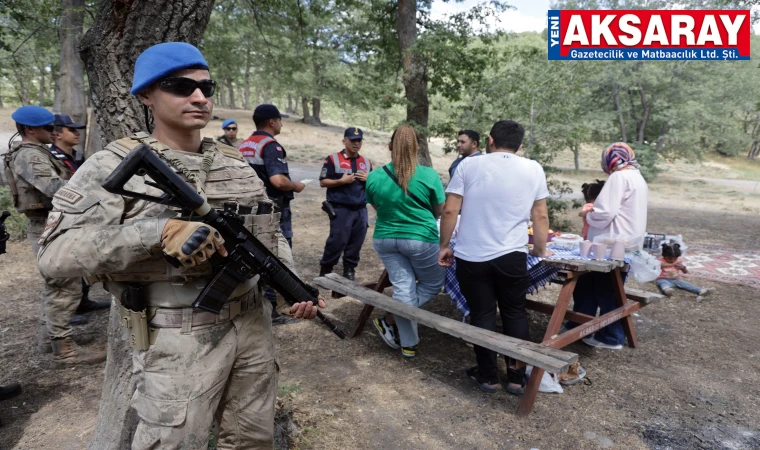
[517, 277, 578, 417]
[610, 268, 638, 348]
[349, 270, 391, 338]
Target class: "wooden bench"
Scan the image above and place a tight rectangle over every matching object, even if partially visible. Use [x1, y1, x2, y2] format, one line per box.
[314, 273, 579, 376]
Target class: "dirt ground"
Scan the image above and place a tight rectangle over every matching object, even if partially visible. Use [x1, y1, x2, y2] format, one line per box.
[1, 109, 759, 449]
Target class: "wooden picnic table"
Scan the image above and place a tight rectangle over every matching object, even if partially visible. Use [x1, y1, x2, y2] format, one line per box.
[320, 257, 662, 416]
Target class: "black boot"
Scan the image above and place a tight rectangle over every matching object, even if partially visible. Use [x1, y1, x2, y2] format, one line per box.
[70, 314, 89, 326]
[343, 265, 356, 281]
[0, 383, 22, 402]
[76, 298, 111, 314]
[319, 265, 333, 277]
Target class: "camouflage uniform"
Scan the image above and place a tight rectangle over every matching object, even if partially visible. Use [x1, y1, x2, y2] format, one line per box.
[217, 136, 243, 148]
[38, 133, 294, 449]
[3, 141, 82, 340]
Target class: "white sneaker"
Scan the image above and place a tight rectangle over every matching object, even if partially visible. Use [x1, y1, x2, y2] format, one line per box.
[373, 317, 400, 350]
[698, 287, 715, 297]
[582, 336, 623, 350]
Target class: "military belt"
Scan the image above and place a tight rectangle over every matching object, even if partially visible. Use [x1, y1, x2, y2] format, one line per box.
[149, 289, 257, 330]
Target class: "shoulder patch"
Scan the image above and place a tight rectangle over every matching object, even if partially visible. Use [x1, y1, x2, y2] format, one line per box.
[216, 143, 245, 161]
[54, 187, 84, 204]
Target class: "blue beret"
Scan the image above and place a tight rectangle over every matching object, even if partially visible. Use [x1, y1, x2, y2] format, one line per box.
[11, 106, 55, 127]
[130, 42, 209, 95]
[222, 119, 237, 129]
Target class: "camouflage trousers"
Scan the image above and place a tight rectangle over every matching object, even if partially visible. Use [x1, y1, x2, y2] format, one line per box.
[27, 218, 82, 339]
[131, 289, 278, 450]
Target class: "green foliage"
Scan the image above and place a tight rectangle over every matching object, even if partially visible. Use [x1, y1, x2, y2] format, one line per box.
[0, 187, 27, 237]
[629, 143, 663, 182]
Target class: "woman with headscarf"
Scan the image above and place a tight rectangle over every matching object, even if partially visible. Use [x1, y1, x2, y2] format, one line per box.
[567, 142, 649, 349]
[365, 125, 446, 358]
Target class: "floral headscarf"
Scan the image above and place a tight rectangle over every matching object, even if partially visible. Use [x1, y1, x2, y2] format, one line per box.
[601, 142, 639, 175]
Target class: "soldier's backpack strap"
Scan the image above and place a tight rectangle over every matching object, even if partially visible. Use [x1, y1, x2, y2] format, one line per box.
[2, 151, 19, 208]
[213, 138, 245, 161]
[106, 136, 142, 159]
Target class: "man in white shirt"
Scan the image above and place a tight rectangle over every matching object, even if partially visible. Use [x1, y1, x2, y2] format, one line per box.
[438, 120, 551, 395]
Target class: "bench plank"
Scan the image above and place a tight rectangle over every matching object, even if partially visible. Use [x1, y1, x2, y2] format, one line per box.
[315, 274, 578, 374]
[625, 287, 665, 304]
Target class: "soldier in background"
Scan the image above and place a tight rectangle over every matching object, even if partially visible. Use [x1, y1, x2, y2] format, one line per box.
[51, 113, 111, 314]
[37, 42, 323, 449]
[240, 104, 304, 325]
[318, 127, 372, 281]
[3, 106, 102, 364]
[217, 118, 243, 148]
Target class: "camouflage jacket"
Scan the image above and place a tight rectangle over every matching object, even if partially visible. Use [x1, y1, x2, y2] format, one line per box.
[37, 133, 294, 308]
[4, 142, 70, 219]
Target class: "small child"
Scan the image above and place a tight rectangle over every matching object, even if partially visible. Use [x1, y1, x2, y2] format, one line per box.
[657, 243, 715, 301]
[580, 180, 605, 239]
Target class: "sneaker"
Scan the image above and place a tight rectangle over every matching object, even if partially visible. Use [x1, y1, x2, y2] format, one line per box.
[582, 336, 623, 350]
[373, 317, 400, 350]
[662, 288, 675, 297]
[401, 346, 417, 358]
[698, 287, 715, 297]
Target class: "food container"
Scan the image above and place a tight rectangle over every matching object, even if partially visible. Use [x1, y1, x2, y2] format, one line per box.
[551, 234, 583, 251]
[593, 233, 643, 252]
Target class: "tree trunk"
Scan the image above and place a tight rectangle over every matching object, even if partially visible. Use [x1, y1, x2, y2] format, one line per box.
[612, 84, 626, 142]
[79, 1, 214, 448]
[301, 96, 311, 123]
[226, 78, 236, 109]
[59, 0, 88, 156]
[397, 0, 431, 166]
[571, 142, 580, 171]
[38, 67, 46, 106]
[218, 83, 226, 108]
[655, 122, 669, 154]
[304, 97, 322, 126]
[287, 94, 293, 114]
[12, 65, 30, 105]
[243, 51, 251, 110]
[0, 95, 4, 108]
[292, 93, 299, 115]
[637, 84, 650, 144]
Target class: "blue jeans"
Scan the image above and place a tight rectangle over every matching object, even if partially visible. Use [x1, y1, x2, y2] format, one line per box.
[373, 238, 444, 348]
[656, 278, 702, 294]
[567, 272, 627, 346]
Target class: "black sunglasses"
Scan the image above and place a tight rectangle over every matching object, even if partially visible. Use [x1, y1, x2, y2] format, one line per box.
[158, 77, 217, 97]
[41, 125, 55, 132]
[224, 127, 237, 131]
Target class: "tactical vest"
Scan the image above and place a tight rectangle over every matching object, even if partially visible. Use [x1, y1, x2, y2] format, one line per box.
[88, 132, 280, 286]
[328, 152, 372, 174]
[3, 142, 70, 214]
[239, 134, 276, 166]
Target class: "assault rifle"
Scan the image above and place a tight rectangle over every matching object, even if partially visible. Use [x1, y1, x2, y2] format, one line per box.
[102, 144, 346, 339]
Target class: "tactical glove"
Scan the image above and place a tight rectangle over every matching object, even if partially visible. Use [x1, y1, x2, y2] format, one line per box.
[161, 219, 227, 268]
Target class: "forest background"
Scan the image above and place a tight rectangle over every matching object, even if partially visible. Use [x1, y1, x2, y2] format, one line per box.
[1, 0, 760, 230]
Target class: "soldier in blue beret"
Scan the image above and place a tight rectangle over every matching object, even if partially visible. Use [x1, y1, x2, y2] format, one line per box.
[217, 118, 243, 148]
[3, 106, 101, 362]
[37, 42, 323, 449]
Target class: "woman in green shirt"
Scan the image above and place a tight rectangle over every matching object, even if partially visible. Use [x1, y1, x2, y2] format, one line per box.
[365, 125, 445, 358]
